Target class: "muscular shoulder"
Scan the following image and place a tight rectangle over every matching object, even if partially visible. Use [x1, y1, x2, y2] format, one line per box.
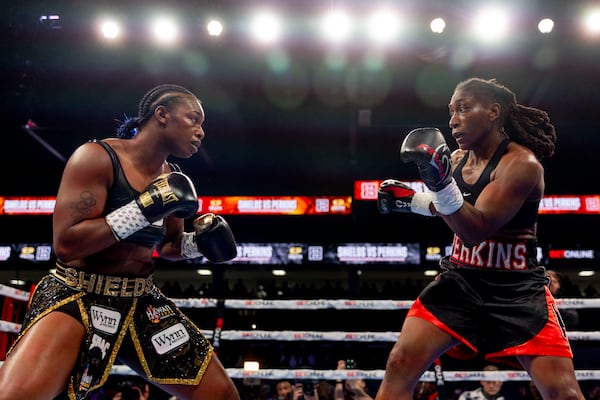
[493, 142, 544, 198]
[68, 141, 108, 165]
[63, 141, 114, 186]
[499, 142, 543, 176]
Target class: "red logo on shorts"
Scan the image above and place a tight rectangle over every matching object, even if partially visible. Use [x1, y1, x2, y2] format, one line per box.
[450, 236, 528, 270]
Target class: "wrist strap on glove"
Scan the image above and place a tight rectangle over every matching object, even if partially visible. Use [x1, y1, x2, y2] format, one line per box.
[432, 179, 463, 215]
[181, 231, 202, 259]
[106, 200, 151, 240]
[411, 192, 435, 216]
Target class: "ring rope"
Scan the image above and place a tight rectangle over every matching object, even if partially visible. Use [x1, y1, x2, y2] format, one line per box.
[112, 365, 600, 381]
[2, 284, 599, 310]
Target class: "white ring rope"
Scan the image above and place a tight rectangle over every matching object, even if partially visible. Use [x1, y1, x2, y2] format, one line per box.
[2, 284, 599, 310]
[110, 365, 600, 381]
[0, 361, 597, 381]
[0, 284, 30, 302]
[218, 298, 600, 310]
[1, 320, 599, 343]
[215, 330, 600, 342]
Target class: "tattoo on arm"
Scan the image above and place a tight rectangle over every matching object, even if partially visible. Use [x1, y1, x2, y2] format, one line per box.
[70, 191, 97, 218]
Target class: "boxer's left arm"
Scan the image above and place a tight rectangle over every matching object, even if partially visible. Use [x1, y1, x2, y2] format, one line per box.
[152, 213, 186, 260]
[158, 213, 238, 263]
[442, 149, 543, 246]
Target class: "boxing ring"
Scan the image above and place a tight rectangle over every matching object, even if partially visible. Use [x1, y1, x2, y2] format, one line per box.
[1, 283, 600, 384]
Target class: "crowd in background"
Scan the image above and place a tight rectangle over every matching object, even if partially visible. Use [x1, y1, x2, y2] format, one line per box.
[93, 370, 600, 400]
[159, 271, 598, 302]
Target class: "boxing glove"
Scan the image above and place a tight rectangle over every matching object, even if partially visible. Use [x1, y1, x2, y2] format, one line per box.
[194, 213, 237, 262]
[400, 127, 452, 192]
[400, 128, 463, 215]
[106, 172, 199, 240]
[136, 172, 199, 221]
[181, 213, 238, 263]
[377, 179, 433, 216]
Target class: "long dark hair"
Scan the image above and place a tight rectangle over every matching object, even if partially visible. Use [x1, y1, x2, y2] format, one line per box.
[455, 77, 556, 159]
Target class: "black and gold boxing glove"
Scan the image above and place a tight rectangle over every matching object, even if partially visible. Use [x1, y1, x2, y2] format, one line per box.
[180, 213, 237, 263]
[106, 172, 199, 240]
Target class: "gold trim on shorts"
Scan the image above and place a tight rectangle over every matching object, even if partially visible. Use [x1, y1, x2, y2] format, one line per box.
[54, 262, 153, 297]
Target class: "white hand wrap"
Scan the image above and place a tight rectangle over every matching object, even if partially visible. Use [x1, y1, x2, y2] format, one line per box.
[181, 231, 202, 259]
[410, 192, 434, 217]
[432, 179, 464, 215]
[105, 200, 150, 240]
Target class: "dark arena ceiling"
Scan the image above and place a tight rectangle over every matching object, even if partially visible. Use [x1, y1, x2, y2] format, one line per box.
[2, 0, 600, 246]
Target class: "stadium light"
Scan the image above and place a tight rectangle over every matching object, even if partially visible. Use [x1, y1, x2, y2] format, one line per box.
[430, 17, 446, 34]
[472, 6, 510, 42]
[99, 19, 122, 40]
[206, 19, 223, 37]
[250, 11, 282, 45]
[583, 8, 600, 35]
[151, 17, 179, 45]
[538, 18, 554, 34]
[365, 8, 400, 45]
[321, 9, 353, 43]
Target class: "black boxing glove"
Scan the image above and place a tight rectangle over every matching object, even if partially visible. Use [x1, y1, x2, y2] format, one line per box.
[400, 128, 463, 215]
[400, 127, 453, 192]
[377, 179, 433, 216]
[106, 172, 199, 240]
[135, 172, 198, 220]
[181, 213, 238, 263]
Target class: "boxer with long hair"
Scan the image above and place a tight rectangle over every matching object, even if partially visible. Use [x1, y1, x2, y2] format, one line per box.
[377, 78, 584, 400]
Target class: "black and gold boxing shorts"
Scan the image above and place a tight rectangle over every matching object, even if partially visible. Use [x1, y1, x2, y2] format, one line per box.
[9, 266, 213, 400]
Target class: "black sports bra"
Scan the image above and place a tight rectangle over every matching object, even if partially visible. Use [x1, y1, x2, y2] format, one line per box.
[93, 139, 180, 247]
[453, 139, 539, 229]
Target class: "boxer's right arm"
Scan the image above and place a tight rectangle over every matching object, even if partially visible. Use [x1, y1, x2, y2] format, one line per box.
[400, 127, 463, 215]
[53, 142, 121, 261]
[54, 144, 199, 261]
[105, 172, 199, 240]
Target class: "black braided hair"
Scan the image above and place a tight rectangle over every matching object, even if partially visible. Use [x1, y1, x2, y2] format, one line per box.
[116, 84, 196, 139]
[455, 77, 556, 159]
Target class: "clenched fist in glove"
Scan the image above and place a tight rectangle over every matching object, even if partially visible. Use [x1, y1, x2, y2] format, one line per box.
[400, 127, 463, 215]
[106, 172, 199, 240]
[400, 127, 452, 191]
[377, 179, 433, 216]
[181, 213, 238, 263]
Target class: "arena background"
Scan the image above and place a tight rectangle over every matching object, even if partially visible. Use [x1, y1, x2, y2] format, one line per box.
[1, 0, 600, 398]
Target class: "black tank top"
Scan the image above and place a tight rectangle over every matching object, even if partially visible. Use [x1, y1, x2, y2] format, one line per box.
[453, 139, 539, 230]
[93, 139, 180, 247]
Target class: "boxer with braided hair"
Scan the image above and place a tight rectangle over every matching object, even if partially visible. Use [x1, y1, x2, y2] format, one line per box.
[458, 78, 556, 160]
[0, 84, 239, 400]
[376, 78, 584, 400]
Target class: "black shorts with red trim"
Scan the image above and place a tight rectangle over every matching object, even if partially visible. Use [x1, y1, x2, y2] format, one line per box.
[407, 259, 572, 367]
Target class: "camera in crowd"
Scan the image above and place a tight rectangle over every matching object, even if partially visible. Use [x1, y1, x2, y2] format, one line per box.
[99, 376, 148, 400]
[295, 380, 317, 400]
[116, 379, 145, 400]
